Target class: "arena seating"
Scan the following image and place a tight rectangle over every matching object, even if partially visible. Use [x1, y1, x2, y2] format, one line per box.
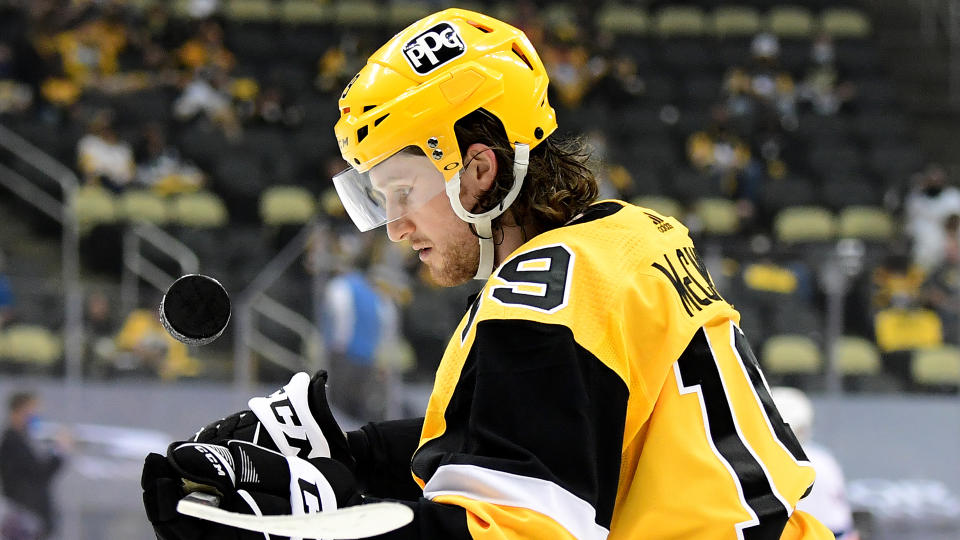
[0, 1, 954, 391]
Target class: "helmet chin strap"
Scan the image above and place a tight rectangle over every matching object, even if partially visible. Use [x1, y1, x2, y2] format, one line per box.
[445, 143, 530, 280]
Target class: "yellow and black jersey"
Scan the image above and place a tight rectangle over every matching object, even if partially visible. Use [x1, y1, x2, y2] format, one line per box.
[351, 200, 833, 539]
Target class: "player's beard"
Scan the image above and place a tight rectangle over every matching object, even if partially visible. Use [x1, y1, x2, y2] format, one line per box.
[424, 225, 480, 287]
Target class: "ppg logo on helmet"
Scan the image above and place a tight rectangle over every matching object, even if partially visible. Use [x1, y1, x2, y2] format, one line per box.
[402, 22, 466, 75]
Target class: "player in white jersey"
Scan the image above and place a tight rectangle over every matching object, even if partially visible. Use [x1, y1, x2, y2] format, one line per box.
[771, 387, 859, 540]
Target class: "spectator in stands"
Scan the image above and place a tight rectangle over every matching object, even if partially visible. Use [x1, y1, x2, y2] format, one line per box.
[723, 32, 796, 129]
[0, 392, 71, 540]
[134, 122, 205, 196]
[51, 6, 129, 91]
[0, 249, 14, 329]
[176, 19, 234, 74]
[797, 33, 857, 117]
[113, 295, 199, 381]
[541, 32, 602, 110]
[871, 249, 943, 359]
[172, 64, 240, 140]
[872, 250, 925, 312]
[583, 53, 645, 110]
[770, 387, 858, 540]
[321, 234, 399, 421]
[922, 214, 960, 344]
[905, 163, 960, 270]
[76, 109, 136, 192]
[315, 33, 369, 95]
[688, 104, 763, 216]
[249, 85, 303, 129]
[38, 65, 82, 122]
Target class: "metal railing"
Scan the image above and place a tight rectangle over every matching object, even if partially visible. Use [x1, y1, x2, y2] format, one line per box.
[0, 123, 84, 383]
[233, 220, 326, 388]
[120, 222, 200, 315]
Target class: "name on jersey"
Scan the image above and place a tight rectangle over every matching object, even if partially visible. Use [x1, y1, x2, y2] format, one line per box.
[651, 246, 723, 317]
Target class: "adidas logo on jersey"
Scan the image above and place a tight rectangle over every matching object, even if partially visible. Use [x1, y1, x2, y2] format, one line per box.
[402, 22, 466, 75]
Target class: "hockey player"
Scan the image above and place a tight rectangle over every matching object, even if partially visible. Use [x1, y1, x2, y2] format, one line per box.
[770, 387, 859, 540]
[142, 8, 835, 539]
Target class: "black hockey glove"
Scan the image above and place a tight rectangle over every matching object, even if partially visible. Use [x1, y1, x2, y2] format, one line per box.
[142, 439, 362, 540]
[190, 371, 354, 469]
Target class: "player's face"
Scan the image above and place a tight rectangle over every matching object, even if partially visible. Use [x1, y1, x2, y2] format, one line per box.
[371, 154, 479, 286]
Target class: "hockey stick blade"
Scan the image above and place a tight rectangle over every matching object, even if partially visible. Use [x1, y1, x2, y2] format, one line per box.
[177, 493, 414, 539]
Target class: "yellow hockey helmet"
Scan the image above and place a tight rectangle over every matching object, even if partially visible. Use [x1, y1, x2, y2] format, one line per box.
[332, 9, 557, 235]
[335, 8, 556, 177]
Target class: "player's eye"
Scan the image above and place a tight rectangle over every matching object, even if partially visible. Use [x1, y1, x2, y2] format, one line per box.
[394, 186, 412, 206]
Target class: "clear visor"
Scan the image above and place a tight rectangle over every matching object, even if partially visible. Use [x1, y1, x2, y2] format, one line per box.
[332, 151, 448, 232]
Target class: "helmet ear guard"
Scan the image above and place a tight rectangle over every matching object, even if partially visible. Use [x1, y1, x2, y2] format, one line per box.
[445, 143, 530, 280]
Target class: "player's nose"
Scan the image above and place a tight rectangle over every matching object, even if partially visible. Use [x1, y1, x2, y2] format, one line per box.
[386, 216, 413, 242]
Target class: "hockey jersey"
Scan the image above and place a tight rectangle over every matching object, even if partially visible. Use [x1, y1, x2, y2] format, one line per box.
[408, 200, 834, 539]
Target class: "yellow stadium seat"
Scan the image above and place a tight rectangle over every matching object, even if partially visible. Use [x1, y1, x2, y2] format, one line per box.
[743, 262, 798, 294]
[767, 6, 815, 38]
[280, 0, 331, 24]
[2, 324, 62, 368]
[693, 198, 739, 235]
[260, 186, 317, 226]
[911, 346, 960, 386]
[119, 190, 169, 225]
[774, 206, 836, 243]
[875, 308, 943, 353]
[832, 336, 881, 376]
[596, 4, 649, 36]
[762, 334, 823, 375]
[838, 206, 895, 241]
[74, 185, 118, 232]
[654, 6, 706, 37]
[821, 7, 872, 39]
[632, 195, 683, 220]
[171, 191, 229, 228]
[223, 0, 277, 21]
[712, 6, 761, 38]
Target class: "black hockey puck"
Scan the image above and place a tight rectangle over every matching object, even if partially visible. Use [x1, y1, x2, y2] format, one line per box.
[159, 274, 231, 346]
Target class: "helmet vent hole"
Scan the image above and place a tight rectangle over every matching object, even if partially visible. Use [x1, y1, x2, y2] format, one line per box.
[466, 20, 493, 33]
[362, 104, 376, 112]
[357, 125, 368, 143]
[374, 114, 389, 127]
[512, 43, 533, 70]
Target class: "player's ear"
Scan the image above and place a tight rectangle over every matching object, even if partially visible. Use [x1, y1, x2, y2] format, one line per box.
[460, 143, 498, 204]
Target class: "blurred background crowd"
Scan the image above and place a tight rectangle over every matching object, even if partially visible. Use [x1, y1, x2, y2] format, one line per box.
[1, 0, 960, 537]
[2, 0, 959, 396]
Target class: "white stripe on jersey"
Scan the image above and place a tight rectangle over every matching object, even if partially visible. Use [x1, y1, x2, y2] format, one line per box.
[423, 463, 609, 540]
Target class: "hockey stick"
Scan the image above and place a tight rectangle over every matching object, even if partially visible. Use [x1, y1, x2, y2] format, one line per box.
[177, 492, 414, 539]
